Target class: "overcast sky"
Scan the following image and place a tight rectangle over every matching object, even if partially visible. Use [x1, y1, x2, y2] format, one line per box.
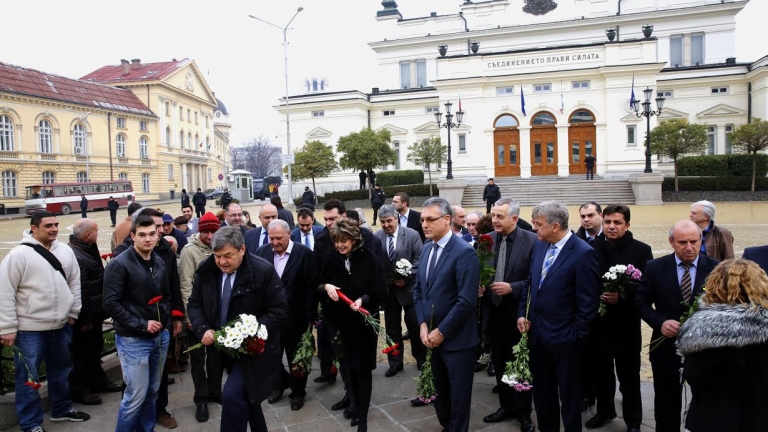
[3, 0, 763, 151]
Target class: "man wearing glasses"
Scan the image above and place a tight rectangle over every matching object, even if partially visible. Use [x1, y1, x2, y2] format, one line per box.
[221, 203, 247, 236]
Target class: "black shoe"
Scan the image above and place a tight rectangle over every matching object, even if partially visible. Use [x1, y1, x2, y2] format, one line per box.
[487, 362, 496, 376]
[518, 416, 535, 432]
[351, 417, 360, 427]
[267, 389, 284, 404]
[94, 382, 124, 393]
[585, 413, 616, 429]
[483, 407, 514, 423]
[290, 396, 304, 411]
[385, 365, 403, 377]
[402, 331, 410, 340]
[410, 397, 431, 407]
[492, 385, 499, 394]
[474, 362, 487, 372]
[343, 407, 357, 419]
[314, 374, 336, 384]
[166, 377, 175, 385]
[357, 425, 367, 432]
[195, 403, 209, 422]
[332, 394, 350, 411]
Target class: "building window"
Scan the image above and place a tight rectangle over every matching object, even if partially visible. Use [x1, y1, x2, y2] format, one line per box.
[691, 34, 704, 66]
[425, 106, 439, 114]
[168, 164, 174, 180]
[139, 136, 149, 159]
[312, 110, 325, 118]
[142, 173, 150, 193]
[118, 172, 128, 181]
[179, 130, 184, 148]
[205, 115, 209, 128]
[208, 168, 212, 182]
[657, 90, 673, 98]
[2, 171, 17, 197]
[77, 171, 88, 182]
[165, 101, 170, 116]
[195, 134, 199, 148]
[707, 126, 717, 155]
[416, 59, 426, 87]
[195, 111, 198, 124]
[711, 87, 728, 94]
[188, 132, 192, 149]
[725, 124, 734, 154]
[38, 120, 53, 153]
[533, 83, 552, 92]
[42, 171, 55, 184]
[116, 117, 126, 128]
[496, 86, 514, 96]
[73, 123, 86, 155]
[187, 109, 191, 122]
[179, 106, 184, 120]
[139, 120, 148, 131]
[116, 134, 126, 157]
[458, 134, 466, 152]
[627, 125, 637, 147]
[383, 110, 395, 116]
[0, 115, 15, 151]
[670, 35, 683, 67]
[571, 81, 590, 90]
[400, 61, 410, 89]
[165, 127, 171, 146]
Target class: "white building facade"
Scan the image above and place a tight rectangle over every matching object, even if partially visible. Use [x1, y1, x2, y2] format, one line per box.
[275, 0, 766, 194]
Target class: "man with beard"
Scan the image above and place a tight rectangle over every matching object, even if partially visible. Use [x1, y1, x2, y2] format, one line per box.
[181, 205, 198, 236]
[584, 205, 652, 432]
[576, 202, 603, 242]
[392, 192, 425, 242]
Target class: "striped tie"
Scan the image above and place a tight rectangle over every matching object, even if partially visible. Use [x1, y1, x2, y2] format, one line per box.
[680, 262, 693, 303]
[539, 245, 558, 289]
[387, 235, 395, 262]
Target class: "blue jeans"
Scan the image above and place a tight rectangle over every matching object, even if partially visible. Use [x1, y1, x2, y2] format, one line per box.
[14, 325, 74, 431]
[115, 330, 169, 432]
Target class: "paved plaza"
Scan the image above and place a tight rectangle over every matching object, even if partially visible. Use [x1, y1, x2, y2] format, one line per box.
[0, 200, 766, 431]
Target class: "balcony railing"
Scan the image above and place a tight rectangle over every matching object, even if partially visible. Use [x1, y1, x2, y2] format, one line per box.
[117, 157, 129, 165]
[76, 156, 87, 162]
[39, 153, 57, 161]
[0, 151, 20, 159]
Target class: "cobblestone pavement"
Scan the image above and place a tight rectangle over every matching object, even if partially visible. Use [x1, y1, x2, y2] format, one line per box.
[0, 201, 765, 431]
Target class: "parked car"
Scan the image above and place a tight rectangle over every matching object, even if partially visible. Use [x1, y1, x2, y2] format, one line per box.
[205, 188, 224, 200]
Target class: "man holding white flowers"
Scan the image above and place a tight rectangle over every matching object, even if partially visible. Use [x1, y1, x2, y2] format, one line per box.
[374, 205, 425, 378]
[187, 226, 288, 432]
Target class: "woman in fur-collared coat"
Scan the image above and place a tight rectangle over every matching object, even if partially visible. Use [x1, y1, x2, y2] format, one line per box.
[677, 259, 768, 432]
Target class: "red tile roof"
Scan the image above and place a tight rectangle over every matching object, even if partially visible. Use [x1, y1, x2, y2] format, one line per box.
[0, 62, 155, 117]
[80, 59, 189, 84]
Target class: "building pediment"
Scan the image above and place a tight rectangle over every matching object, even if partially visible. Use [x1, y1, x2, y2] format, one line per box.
[657, 107, 688, 120]
[696, 103, 746, 119]
[620, 113, 641, 122]
[376, 124, 408, 135]
[413, 121, 441, 134]
[162, 61, 217, 107]
[306, 127, 332, 139]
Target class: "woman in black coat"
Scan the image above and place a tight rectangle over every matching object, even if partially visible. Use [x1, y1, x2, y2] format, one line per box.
[677, 259, 768, 432]
[319, 219, 382, 432]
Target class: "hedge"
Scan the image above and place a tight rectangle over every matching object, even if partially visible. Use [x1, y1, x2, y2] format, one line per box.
[375, 170, 424, 187]
[678, 154, 768, 177]
[662, 177, 768, 191]
[313, 184, 439, 203]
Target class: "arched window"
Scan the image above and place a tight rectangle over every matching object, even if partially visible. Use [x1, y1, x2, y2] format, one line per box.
[0, 115, 14, 151]
[532, 112, 556, 125]
[195, 133, 199, 148]
[494, 114, 519, 128]
[73, 123, 86, 155]
[569, 110, 595, 123]
[38, 120, 53, 153]
[116, 134, 126, 157]
[2, 171, 18, 196]
[165, 127, 171, 146]
[312, 80, 318, 91]
[139, 136, 149, 159]
[188, 132, 192, 149]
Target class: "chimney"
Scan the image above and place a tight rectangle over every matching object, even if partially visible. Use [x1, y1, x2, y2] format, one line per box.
[725, 57, 736, 65]
[130, 59, 141, 70]
[430, 12, 437, 17]
[372, 87, 380, 94]
[120, 59, 130, 75]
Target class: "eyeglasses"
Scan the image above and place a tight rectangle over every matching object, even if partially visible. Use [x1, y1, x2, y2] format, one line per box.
[420, 215, 447, 224]
[228, 213, 244, 218]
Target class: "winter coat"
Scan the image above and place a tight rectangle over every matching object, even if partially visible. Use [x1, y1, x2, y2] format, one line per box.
[300, 191, 316, 209]
[192, 192, 207, 208]
[220, 192, 233, 209]
[181, 193, 190, 208]
[107, 199, 119, 212]
[68, 235, 106, 323]
[371, 188, 386, 208]
[702, 223, 734, 261]
[80, 198, 88, 211]
[277, 207, 295, 230]
[678, 303, 768, 432]
[483, 183, 501, 203]
[187, 253, 288, 406]
[179, 234, 213, 324]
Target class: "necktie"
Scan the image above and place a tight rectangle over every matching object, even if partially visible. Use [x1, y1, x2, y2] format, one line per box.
[539, 245, 558, 289]
[492, 237, 507, 306]
[400, 214, 407, 226]
[304, 233, 311, 249]
[220, 273, 233, 327]
[427, 242, 440, 282]
[680, 262, 693, 303]
[262, 231, 269, 245]
[387, 235, 395, 262]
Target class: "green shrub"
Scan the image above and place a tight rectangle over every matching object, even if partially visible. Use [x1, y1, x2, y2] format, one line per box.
[678, 154, 768, 177]
[662, 176, 768, 191]
[375, 170, 424, 187]
[317, 184, 438, 203]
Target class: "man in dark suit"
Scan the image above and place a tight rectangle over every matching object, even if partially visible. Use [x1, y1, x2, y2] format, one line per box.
[585, 153, 596, 180]
[585, 205, 653, 432]
[290, 207, 323, 251]
[451, 205, 469, 237]
[517, 200, 601, 432]
[254, 219, 313, 411]
[244, 204, 278, 255]
[481, 198, 537, 432]
[413, 197, 480, 432]
[636, 220, 718, 432]
[393, 192, 425, 242]
[743, 244, 768, 272]
[576, 202, 602, 243]
[461, 211, 483, 245]
[219, 203, 248, 237]
[374, 205, 424, 378]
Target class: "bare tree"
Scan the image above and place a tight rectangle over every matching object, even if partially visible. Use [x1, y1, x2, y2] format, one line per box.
[237, 136, 282, 177]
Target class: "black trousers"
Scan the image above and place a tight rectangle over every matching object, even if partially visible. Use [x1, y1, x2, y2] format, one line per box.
[109, 210, 117, 226]
[322, 315, 353, 401]
[651, 361, 683, 432]
[372, 206, 381, 223]
[383, 303, 424, 368]
[80, 209, 87, 218]
[488, 309, 532, 416]
[359, 179, 366, 190]
[594, 346, 642, 428]
[530, 342, 583, 432]
[432, 346, 475, 432]
[586, 167, 595, 180]
[187, 332, 223, 404]
[581, 332, 598, 405]
[276, 319, 309, 398]
[349, 369, 372, 425]
[486, 201, 493, 214]
[69, 315, 108, 396]
[195, 206, 205, 218]
[221, 363, 267, 432]
[316, 320, 334, 378]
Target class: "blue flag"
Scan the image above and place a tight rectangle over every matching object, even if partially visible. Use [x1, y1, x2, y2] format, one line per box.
[521, 86, 527, 117]
[630, 73, 635, 109]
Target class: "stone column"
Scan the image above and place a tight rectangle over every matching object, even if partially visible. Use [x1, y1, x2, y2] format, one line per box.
[519, 125, 532, 178]
[556, 124, 570, 177]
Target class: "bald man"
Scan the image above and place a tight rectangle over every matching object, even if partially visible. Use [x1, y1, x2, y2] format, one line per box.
[244, 204, 279, 255]
[451, 205, 468, 237]
[635, 220, 719, 432]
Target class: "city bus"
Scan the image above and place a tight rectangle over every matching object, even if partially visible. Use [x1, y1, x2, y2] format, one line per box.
[25, 180, 134, 215]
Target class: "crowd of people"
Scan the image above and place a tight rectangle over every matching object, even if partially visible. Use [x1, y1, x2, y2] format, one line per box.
[1, 184, 768, 432]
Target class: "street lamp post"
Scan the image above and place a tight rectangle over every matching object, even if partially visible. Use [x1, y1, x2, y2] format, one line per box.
[434, 101, 464, 180]
[249, 7, 303, 204]
[632, 86, 665, 173]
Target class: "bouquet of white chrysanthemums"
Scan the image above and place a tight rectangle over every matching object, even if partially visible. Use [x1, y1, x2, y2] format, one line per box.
[395, 258, 413, 277]
[186, 313, 268, 357]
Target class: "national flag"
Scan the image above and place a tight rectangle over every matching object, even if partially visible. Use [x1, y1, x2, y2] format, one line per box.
[560, 80, 564, 114]
[630, 73, 635, 109]
[521, 86, 527, 117]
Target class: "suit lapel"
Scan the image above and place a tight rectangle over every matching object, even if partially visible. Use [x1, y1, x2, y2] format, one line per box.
[505, 229, 525, 280]
[282, 248, 298, 279]
[427, 236, 454, 292]
[540, 235, 574, 288]
[692, 256, 711, 297]
[666, 255, 684, 304]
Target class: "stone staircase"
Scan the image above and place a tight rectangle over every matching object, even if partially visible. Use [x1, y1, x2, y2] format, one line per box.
[462, 176, 636, 207]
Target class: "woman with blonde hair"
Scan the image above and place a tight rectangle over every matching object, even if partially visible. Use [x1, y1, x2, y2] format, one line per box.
[318, 219, 382, 432]
[677, 258, 768, 432]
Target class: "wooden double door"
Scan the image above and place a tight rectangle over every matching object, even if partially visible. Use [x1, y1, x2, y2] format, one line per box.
[530, 128, 558, 176]
[568, 126, 596, 175]
[494, 129, 520, 177]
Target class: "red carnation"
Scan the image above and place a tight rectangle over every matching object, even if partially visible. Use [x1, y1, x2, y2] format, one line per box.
[171, 310, 184, 318]
[392, 350, 401, 356]
[148, 296, 163, 305]
[330, 365, 338, 374]
[476, 234, 494, 254]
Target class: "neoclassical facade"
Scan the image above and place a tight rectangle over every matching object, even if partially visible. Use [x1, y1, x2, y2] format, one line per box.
[275, 0, 766, 195]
